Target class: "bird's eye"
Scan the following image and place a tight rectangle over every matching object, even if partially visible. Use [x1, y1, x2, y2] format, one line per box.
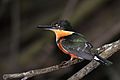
[55, 24, 59, 27]
[58, 26, 61, 28]
[55, 24, 61, 28]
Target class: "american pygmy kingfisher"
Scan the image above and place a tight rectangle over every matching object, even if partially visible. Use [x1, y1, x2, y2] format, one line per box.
[37, 20, 112, 65]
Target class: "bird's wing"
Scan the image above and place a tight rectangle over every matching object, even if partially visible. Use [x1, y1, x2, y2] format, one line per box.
[61, 33, 94, 60]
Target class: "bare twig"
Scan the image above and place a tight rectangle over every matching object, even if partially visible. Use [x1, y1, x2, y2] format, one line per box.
[68, 39, 120, 80]
[3, 39, 120, 80]
[3, 59, 81, 80]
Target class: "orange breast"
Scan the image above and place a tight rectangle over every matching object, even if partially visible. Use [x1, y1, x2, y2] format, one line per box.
[57, 38, 78, 59]
[57, 39, 69, 54]
[51, 29, 74, 40]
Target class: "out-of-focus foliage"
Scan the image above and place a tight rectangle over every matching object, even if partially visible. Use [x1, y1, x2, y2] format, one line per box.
[0, 0, 120, 80]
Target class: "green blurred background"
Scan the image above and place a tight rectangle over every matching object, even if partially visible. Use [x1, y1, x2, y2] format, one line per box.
[0, 0, 120, 80]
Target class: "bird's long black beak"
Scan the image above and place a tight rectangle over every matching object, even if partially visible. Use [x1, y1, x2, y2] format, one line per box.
[36, 25, 53, 30]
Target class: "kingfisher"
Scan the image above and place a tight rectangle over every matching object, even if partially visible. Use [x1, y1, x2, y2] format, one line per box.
[37, 20, 112, 65]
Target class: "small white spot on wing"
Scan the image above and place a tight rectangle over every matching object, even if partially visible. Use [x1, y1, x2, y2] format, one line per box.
[94, 56, 99, 61]
[77, 47, 81, 51]
[82, 43, 88, 51]
[78, 57, 83, 59]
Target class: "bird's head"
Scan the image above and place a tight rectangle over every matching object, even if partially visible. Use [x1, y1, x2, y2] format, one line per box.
[37, 20, 74, 40]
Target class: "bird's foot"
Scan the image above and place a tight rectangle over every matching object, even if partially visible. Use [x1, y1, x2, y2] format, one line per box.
[61, 60, 72, 65]
[59, 58, 82, 67]
[60, 59, 73, 66]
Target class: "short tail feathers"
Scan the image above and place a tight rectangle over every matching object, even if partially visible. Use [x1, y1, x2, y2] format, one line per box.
[94, 54, 112, 65]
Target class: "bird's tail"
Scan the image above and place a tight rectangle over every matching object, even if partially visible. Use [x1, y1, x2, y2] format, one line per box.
[94, 54, 112, 65]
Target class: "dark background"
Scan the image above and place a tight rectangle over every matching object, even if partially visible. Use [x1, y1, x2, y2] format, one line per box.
[0, 0, 120, 80]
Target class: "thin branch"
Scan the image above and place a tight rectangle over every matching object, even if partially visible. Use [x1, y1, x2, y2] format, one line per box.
[3, 39, 120, 80]
[68, 39, 120, 80]
[3, 59, 81, 80]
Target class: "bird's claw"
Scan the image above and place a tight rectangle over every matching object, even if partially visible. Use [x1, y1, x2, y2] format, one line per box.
[59, 60, 72, 66]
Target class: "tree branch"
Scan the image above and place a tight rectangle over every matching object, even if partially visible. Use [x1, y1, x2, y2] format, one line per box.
[68, 39, 120, 80]
[3, 39, 120, 80]
[3, 59, 81, 80]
